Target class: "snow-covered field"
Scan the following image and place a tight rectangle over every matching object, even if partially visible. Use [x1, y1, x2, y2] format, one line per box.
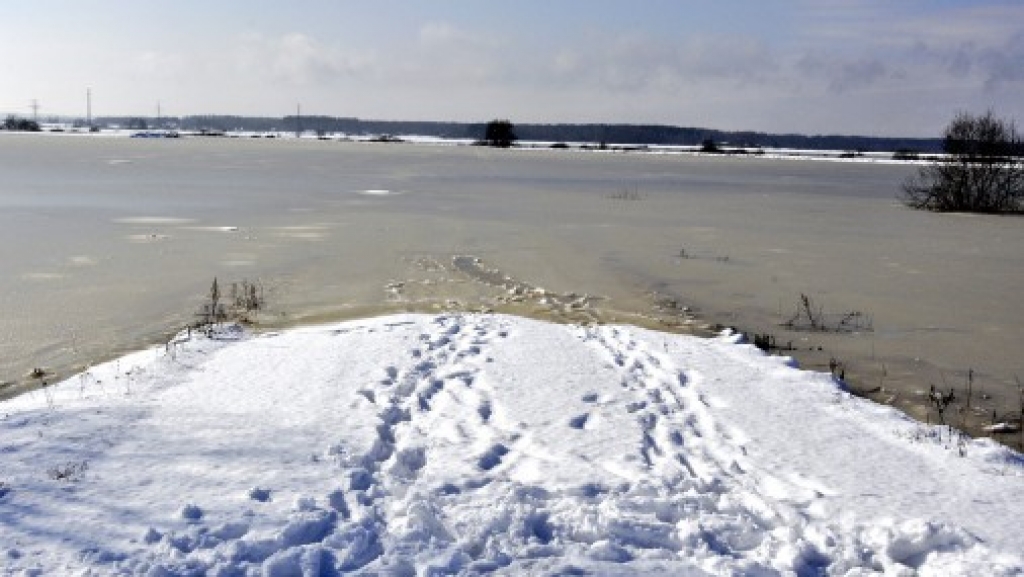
[1, 314, 1021, 576]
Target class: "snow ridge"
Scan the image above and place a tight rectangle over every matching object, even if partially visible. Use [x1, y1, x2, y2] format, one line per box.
[0, 314, 1020, 575]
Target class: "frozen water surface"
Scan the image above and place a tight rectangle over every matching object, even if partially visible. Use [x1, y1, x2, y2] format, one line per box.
[0, 134, 1022, 427]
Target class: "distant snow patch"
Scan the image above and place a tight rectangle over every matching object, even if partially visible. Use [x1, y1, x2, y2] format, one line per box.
[272, 225, 331, 241]
[68, 255, 98, 266]
[189, 225, 240, 233]
[114, 217, 195, 225]
[358, 189, 401, 196]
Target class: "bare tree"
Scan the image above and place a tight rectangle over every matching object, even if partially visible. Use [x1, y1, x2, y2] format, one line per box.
[483, 119, 517, 148]
[901, 110, 1024, 213]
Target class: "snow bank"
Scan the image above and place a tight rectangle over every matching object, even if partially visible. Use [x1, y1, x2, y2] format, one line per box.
[1, 314, 1020, 575]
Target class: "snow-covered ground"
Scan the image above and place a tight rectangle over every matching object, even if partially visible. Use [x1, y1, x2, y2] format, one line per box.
[1, 314, 1021, 576]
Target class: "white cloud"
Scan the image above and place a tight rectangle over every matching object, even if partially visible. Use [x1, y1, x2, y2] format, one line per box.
[130, 51, 186, 80]
[11, 1, 1022, 136]
[796, 52, 903, 93]
[232, 33, 374, 86]
[417, 21, 501, 51]
[981, 31, 1024, 86]
[419, 22, 466, 46]
[538, 33, 776, 94]
[793, 2, 1024, 89]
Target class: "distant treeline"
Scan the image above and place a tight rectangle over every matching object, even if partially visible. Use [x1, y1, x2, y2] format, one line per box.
[94, 115, 943, 153]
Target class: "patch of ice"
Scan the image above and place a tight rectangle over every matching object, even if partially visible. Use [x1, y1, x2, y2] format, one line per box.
[20, 272, 64, 281]
[113, 216, 195, 225]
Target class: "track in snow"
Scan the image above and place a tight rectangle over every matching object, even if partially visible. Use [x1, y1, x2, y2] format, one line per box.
[1, 314, 1018, 576]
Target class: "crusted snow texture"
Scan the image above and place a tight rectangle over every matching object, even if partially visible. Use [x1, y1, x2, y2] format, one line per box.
[0, 314, 1021, 576]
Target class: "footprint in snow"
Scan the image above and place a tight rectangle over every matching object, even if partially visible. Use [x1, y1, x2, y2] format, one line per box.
[669, 430, 684, 446]
[477, 401, 492, 423]
[179, 504, 203, 522]
[477, 443, 510, 471]
[569, 413, 590, 429]
[248, 487, 272, 502]
[626, 400, 647, 413]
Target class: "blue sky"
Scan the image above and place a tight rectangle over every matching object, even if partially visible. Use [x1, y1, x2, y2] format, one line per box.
[2, 1, 1022, 136]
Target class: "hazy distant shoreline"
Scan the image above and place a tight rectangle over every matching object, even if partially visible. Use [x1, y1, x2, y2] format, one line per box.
[8, 114, 945, 153]
[10, 122, 943, 167]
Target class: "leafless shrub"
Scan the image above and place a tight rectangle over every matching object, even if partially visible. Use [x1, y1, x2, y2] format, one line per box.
[229, 279, 265, 322]
[784, 294, 825, 330]
[196, 278, 226, 331]
[751, 333, 794, 353]
[195, 277, 266, 333]
[783, 293, 873, 332]
[928, 384, 956, 426]
[901, 110, 1023, 213]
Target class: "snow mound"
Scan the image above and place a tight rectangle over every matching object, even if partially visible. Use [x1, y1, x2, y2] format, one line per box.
[0, 314, 1020, 575]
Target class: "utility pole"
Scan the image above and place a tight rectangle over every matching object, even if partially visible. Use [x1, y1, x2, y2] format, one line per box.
[157, 101, 162, 128]
[86, 88, 92, 127]
[30, 99, 39, 122]
[296, 103, 302, 138]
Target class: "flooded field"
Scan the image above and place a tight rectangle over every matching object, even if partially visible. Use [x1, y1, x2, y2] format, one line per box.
[2, 134, 1022, 442]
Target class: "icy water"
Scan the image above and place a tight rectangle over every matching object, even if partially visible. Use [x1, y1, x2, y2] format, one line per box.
[2, 134, 1022, 435]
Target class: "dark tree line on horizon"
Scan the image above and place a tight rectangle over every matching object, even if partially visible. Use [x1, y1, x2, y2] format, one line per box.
[89, 114, 945, 153]
[2, 115, 41, 132]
